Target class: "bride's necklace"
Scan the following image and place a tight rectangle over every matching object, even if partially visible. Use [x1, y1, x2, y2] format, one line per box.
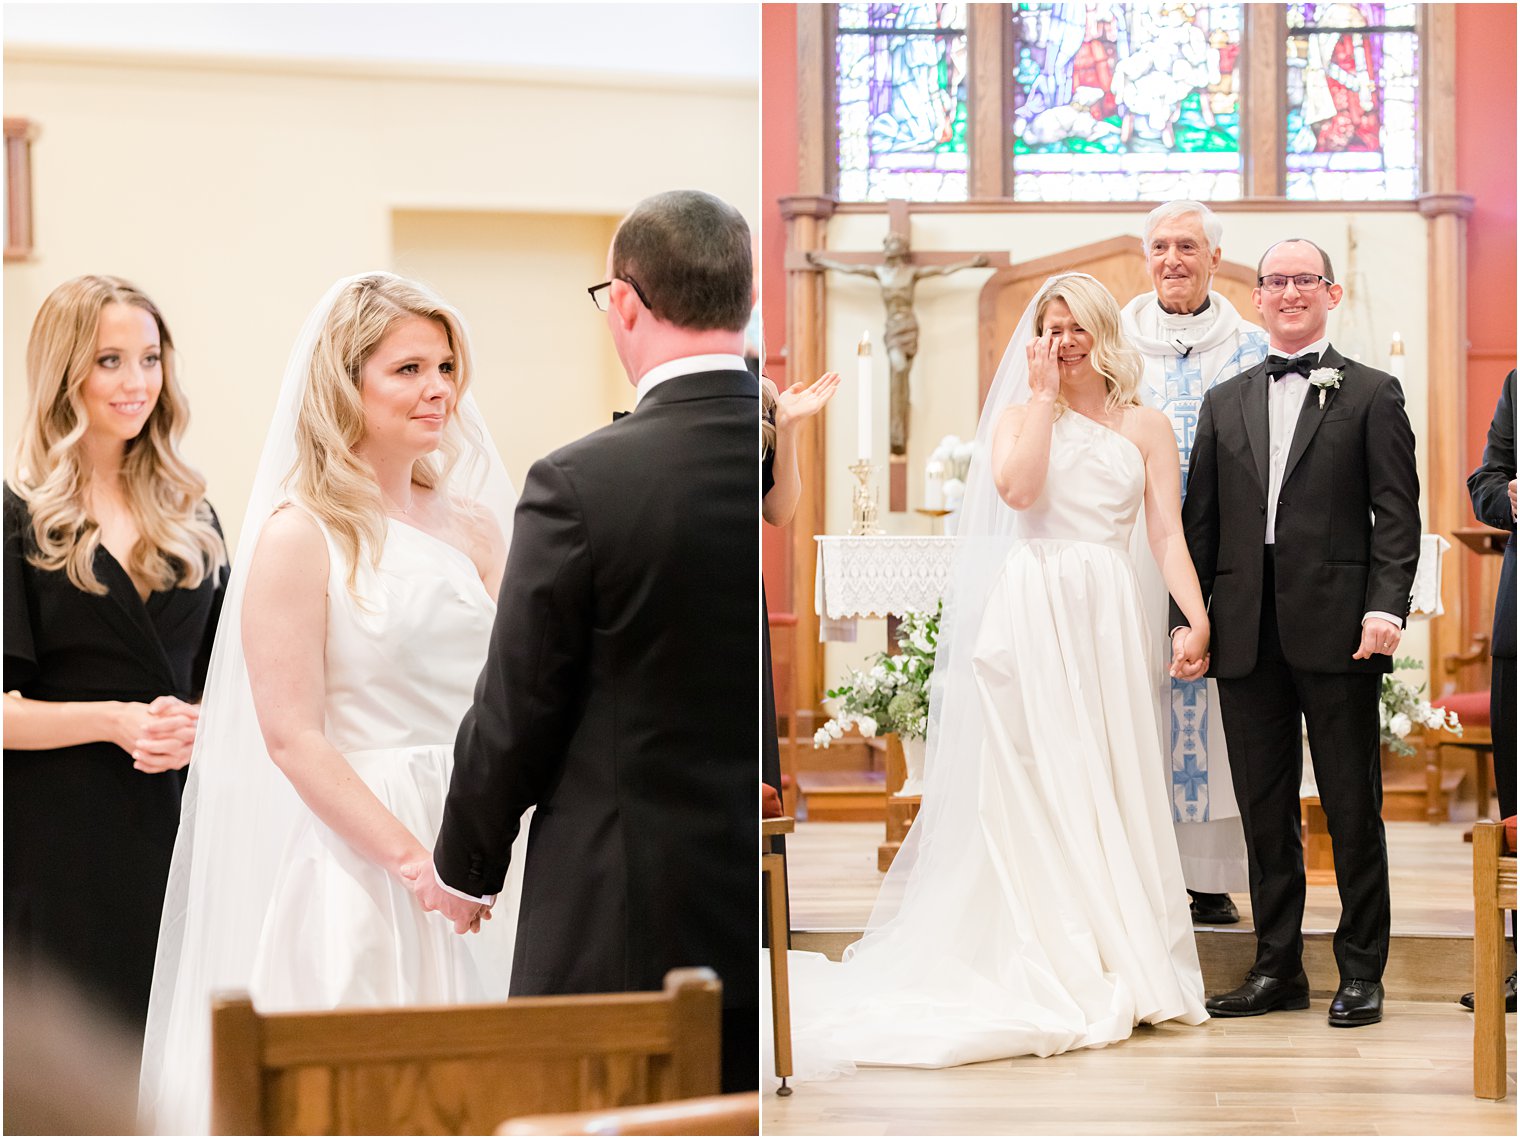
[383, 489, 419, 518]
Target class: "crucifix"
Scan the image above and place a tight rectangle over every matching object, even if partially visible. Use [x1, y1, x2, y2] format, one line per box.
[801, 200, 1007, 511]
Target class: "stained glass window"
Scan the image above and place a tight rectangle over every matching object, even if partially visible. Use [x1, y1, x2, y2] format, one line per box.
[1285, 3, 1419, 200]
[835, 3, 969, 202]
[1011, 3, 1244, 202]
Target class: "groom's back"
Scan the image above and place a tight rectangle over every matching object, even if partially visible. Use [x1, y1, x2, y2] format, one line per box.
[505, 367, 757, 1010]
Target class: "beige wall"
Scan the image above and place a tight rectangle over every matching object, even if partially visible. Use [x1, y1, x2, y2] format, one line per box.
[815, 209, 1434, 683]
[3, 47, 758, 549]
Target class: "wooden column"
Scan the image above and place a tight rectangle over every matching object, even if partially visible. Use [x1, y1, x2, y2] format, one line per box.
[780, 194, 836, 732]
[966, 5, 1010, 199]
[1419, 5, 1470, 701]
[1240, 4, 1286, 197]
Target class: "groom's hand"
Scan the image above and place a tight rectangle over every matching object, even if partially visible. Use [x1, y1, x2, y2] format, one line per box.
[400, 859, 493, 935]
[1352, 616, 1402, 661]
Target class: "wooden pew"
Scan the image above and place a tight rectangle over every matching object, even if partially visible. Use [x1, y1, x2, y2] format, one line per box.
[211, 968, 721, 1134]
[1472, 819, 1517, 1100]
[497, 1091, 759, 1135]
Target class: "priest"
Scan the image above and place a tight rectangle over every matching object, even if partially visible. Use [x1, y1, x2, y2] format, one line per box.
[1121, 199, 1268, 925]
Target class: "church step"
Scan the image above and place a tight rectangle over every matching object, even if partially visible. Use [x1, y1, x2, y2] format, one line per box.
[788, 736, 884, 775]
[1382, 768, 1466, 823]
[797, 771, 887, 822]
[789, 925, 1501, 1005]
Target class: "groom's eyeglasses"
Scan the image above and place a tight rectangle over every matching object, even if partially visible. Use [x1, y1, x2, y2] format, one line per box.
[588, 274, 653, 312]
[1257, 273, 1332, 293]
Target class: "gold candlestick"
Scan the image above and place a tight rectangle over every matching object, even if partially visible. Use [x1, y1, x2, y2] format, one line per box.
[849, 459, 882, 536]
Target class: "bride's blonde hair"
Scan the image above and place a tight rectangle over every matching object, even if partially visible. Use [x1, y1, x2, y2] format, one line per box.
[9, 275, 226, 595]
[291, 273, 478, 592]
[1033, 274, 1143, 416]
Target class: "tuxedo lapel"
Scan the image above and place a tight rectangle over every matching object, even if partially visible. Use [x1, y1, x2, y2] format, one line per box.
[1281, 344, 1344, 490]
[1237, 364, 1271, 494]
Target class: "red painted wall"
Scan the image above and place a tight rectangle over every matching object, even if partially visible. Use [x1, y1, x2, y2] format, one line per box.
[762, 3, 798, 612]
[1456, 2, 1517, 475]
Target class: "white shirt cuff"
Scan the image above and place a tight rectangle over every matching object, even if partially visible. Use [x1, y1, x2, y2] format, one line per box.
[434, 858, 495, 906]
[1362, 611, 1403, 629]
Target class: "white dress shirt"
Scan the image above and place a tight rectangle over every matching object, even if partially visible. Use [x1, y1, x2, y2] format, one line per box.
[1263, 337, 1399, 631]
[434, 352, 751, 909]
[634, 353, 750, 407]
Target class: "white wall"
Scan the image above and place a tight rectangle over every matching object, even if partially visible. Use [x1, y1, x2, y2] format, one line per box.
[2, 3, 760, 81]
[3, 43, 758, 550]
[814, 208, 1434, 684]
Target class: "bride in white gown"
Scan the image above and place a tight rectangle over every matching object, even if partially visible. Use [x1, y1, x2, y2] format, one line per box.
[787, 273, 1212, 1077]
[140, 273, 525, 1133]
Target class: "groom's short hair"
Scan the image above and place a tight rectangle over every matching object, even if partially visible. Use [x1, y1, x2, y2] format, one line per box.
[612, 190, 753, 333]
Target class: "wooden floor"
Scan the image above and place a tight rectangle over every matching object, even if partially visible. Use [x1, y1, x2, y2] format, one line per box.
[769, 814, 1517, 1133]
[787, 817, 1484, 936]
[764, 999, 1517, 1135]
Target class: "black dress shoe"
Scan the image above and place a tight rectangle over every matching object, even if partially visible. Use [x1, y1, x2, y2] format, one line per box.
[1188, 890, 1241, 925]
[1328, 979, 1384, 1027]
[1459, 971, 1517, 1012]
[1206, 971, 1311, 1017]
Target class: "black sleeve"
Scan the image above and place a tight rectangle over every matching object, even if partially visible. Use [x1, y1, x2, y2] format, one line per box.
[1363, 376, 1422, 620]
[434, 454, 593, 896]
[189, 500, 229, 699]
[1468, 369, 1516, 534]
[4, 488, 38, 692]
[1170, 389, 1221, 632]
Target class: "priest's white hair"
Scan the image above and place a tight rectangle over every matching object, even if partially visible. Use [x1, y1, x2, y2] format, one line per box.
[1143, 199, 1223, 253]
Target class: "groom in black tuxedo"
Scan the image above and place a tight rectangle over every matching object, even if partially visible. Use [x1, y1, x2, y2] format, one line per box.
[1171, 238, 1420, 1027]
[412, 190, 758, 1091]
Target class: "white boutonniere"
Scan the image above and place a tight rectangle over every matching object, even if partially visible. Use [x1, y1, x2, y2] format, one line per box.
[1307, 367, 1343, 409]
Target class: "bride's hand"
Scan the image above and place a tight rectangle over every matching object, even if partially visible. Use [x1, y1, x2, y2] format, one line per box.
[1172, 625, 1211, 680]
[1025, 334, 1060, 404]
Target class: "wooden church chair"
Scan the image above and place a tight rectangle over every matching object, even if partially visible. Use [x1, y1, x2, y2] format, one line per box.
[1423, 634, 1495, 822]
[210, 968, 722, 1135]
[496, 1091, 759, 1135]
[1472, 818, 1517, 1100]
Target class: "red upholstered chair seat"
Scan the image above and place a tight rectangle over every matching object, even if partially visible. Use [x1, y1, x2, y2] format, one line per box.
[1434, 691, 1492, 728]
[1506, 816, 1516, 855]
[762, 783, 784, 819]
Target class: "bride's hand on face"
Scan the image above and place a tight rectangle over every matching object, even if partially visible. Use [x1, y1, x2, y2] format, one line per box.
[1025, 333, 1060, 404]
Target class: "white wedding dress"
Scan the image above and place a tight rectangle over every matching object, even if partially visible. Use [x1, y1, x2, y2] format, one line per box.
[249, 514, 522, 1011]
[788, 410, 1207, 1075]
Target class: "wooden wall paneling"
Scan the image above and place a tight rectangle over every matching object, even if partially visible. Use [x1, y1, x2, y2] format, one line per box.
[977, 238, 1262, 409]
[4, 117, 38, 261]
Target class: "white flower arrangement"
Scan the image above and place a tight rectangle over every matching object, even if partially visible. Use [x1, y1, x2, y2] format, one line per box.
[813, 603, 941, 747]
[1379, 657, 1462, 757]
[1307, 366, 1343, 409]
[930, 435, 975, 483]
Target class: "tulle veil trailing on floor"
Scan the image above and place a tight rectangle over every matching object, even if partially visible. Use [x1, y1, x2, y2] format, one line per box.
[785, 273, 1206, 1078]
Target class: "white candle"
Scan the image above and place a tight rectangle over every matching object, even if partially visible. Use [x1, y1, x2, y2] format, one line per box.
[924, 460, 945, 510]
[1388, 331, 1404, 379]
[857, 331, 873, 463]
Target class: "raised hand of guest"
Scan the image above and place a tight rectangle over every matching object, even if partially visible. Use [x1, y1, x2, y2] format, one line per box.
[775, 370, 841, 432]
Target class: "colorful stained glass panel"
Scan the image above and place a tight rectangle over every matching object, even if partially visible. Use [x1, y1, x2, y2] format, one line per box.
[1285, 3, 1419, 200]
[1011, 2, 1244, 202]
[835, 3, 969, 202]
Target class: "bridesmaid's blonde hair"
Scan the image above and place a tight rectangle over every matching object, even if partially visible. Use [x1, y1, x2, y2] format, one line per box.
[1033, 274, 1143, 417]
[292, 273, 479, 593]
[9, 275, 225, 595]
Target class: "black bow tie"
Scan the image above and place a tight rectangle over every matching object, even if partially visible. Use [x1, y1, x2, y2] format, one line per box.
[612, 410, 630, 423]
[1265, 352, 1321, 381]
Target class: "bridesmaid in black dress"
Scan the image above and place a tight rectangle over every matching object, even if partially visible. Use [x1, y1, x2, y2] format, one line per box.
[4, 276, 227, 1044]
